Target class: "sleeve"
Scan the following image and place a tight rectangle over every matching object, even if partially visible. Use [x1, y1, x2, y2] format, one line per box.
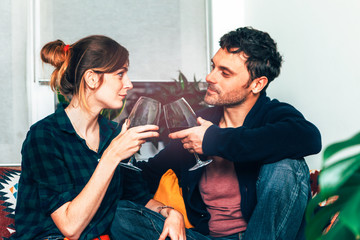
[21, 125, 78, 216]
[202, 103, 322, 164]
[121, 167, 153, 206]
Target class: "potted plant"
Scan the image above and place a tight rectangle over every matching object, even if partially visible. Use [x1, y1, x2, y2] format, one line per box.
[305, 132, 360, 239]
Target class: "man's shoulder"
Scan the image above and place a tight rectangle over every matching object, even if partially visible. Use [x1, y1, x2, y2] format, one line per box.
[257, 95, 305, 121]
[196, 106, 223, 123]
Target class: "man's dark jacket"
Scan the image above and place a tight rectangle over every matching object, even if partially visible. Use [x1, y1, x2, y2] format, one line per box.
[137, 92, 322, 235]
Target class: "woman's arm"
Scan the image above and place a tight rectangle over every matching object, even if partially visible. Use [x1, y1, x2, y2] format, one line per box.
[146, 199, 186, 240]
[50, 124, 159, 239]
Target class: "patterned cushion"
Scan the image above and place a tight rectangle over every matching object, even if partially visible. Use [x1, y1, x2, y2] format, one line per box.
[0, 167, 21, 239]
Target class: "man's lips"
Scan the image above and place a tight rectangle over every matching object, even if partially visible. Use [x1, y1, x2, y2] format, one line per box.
[207, 85, 219, 94]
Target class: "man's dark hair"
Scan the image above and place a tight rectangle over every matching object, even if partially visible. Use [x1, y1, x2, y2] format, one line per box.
[220, 27, 283, 91]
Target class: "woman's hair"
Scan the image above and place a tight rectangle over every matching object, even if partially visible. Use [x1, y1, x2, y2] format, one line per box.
[40, 35, 129, 108]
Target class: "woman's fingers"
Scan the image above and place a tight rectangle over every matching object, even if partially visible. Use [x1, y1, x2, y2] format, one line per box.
[131, 124, 159, 133]
[120, 119, 130, 134]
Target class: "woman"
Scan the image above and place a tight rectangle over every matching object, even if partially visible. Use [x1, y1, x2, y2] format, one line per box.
[14, 35, 186, 240]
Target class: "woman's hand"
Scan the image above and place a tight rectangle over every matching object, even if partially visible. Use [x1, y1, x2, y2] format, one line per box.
[102, 120, 159, 164]
[158, 209, 186, 240]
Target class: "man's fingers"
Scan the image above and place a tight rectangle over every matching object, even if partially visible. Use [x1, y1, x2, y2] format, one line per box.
[197, 116, 206, 125]
[169, 128, 191, 139]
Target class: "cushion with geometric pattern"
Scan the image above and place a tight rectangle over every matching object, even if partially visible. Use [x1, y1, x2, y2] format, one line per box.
[0, 167, 21, 239]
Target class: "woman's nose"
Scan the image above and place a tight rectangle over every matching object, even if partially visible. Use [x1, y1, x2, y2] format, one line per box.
[124, 75, 133, 90]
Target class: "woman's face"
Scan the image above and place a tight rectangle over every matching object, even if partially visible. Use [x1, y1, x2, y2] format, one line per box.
[93, 64, 133, 110]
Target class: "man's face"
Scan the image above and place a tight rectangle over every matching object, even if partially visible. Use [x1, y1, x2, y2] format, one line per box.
[205, 48, 252, 106]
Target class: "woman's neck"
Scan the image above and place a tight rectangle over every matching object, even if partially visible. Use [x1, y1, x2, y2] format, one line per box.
[65, 97, 100, 152]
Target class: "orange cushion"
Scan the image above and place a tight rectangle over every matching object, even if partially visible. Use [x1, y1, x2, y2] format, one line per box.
[153, 169, 194, 228]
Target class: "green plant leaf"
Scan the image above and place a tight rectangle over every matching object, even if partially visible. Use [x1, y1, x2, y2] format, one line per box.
[306, 131, 360, 240]
[319, 153, 360, 196]
[339, 187, 360, 237]
[322, 220, 357, 240]
[306, 195, 343, 240]
[323, 132, 360, 165]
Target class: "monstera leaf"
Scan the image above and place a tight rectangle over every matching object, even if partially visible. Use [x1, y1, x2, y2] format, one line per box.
[306, 132, 360, 240]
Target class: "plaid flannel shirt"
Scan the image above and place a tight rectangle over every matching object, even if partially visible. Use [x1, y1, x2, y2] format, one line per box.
[13, 104, 151, 240]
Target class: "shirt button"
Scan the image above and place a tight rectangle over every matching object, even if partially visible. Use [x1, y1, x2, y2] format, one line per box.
[201, 214, 204, 217]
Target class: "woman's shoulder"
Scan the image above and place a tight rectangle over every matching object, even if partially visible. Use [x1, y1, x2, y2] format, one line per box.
[29, 112, 58, 133]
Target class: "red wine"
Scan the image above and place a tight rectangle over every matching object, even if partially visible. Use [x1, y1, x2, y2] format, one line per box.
[168, 127, 188, 133]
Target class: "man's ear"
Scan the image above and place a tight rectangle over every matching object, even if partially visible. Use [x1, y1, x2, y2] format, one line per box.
[250, 76, 268, 94]
[83, 70, 99, 89]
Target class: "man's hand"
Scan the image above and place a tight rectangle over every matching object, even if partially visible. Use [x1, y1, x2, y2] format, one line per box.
[168, 117, 213, 155]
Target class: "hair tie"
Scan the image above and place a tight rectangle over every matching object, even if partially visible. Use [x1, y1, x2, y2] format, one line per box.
[64, 45, 70, 52]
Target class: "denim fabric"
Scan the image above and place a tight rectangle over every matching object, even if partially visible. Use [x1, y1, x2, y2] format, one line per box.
[110, 200, 211, 240]
[42, 235, 64, 240]
[111, 158, 310, 240]
[243, 158, 311, 240]
[110, 201, 245, 240]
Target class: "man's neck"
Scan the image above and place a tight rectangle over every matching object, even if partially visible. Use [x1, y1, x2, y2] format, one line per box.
[220, 94, 260, 128]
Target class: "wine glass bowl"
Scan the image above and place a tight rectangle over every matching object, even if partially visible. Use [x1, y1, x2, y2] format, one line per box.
[163, 97, 212, 171]
[119, 96, 161, 171]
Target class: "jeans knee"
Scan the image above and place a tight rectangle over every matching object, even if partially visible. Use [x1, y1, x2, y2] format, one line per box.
[257, 159, 310, 201]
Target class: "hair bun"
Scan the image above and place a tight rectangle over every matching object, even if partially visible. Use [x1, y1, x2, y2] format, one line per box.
[40, 39, 67, 68]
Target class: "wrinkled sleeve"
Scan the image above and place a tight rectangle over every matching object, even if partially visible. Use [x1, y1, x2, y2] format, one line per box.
[21, 125, 78, 216]
[202, 103, 322, 164]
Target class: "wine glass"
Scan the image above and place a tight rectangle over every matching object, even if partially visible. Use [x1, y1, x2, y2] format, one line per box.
[119, 96, 161, 171]
[163, 97, 212, 171]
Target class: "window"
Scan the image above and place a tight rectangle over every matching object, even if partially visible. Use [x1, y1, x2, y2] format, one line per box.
[0, 0, 211, 165]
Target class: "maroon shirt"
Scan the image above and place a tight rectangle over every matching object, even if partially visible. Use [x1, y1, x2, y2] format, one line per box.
[199, 156, 247, 237]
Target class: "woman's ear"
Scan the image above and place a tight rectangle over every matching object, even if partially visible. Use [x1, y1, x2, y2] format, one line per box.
[251, 76, 268, 94]
[84, 70, 99, 89]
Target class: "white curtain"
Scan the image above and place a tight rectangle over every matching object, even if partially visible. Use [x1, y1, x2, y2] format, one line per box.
[0, 0, 209, 165]
[0, 0, 29, 165]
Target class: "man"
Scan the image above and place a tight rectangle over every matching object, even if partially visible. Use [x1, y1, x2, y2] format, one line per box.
[113, 27, 321, 240]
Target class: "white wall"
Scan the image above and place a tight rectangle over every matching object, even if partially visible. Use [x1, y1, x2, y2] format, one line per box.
[210, 0, 360, 170]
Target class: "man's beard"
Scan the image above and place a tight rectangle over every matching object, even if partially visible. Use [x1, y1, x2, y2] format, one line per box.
[204, 85, 248, 107]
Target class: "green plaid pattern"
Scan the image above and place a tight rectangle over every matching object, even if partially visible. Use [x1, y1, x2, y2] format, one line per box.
[13, 105, 151, 240]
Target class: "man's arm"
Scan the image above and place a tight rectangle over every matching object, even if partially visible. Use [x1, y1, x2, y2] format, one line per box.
[170, 107, 321, 164]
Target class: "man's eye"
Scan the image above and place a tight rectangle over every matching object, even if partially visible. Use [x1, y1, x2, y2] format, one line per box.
[222, 71, 230, 76]
[118, 72, 124, 78]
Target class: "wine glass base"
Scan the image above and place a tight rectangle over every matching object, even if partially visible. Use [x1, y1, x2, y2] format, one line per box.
[119, 162, 142, 171]
[188, 159, 213, 171]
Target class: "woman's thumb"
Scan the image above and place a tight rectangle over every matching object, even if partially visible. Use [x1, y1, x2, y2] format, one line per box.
[121, 119, 130, 133]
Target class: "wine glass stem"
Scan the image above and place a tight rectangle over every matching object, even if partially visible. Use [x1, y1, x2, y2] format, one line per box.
[129, 155, 135, 165]
[193, 153, 202, 164]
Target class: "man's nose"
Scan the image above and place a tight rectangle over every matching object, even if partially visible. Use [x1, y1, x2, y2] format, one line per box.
[205, 70, 216, 84]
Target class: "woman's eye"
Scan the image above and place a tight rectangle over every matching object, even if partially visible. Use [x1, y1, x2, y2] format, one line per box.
[118, 72, 124, 78]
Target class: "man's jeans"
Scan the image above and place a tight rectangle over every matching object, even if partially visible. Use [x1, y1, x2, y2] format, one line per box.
[110, 158, 310, 240]
[243, 158, 311, 240]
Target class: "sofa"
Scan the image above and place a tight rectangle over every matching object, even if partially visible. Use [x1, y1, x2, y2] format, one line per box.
[0, 166, 321, 239]
[0, 166, 20, 239]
